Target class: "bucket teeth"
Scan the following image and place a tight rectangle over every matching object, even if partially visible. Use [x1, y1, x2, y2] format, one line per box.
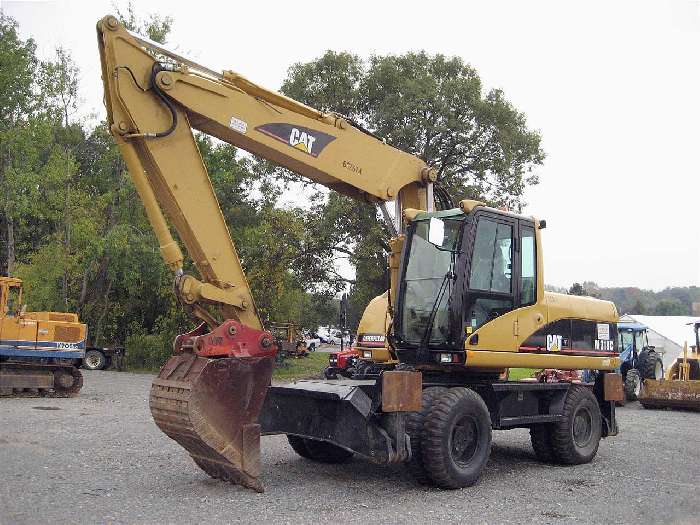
[149, 353, 273, 492]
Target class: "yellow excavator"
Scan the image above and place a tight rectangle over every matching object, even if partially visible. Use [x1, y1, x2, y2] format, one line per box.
[0, 276, 85, 396]
[97, 15, 623, 492]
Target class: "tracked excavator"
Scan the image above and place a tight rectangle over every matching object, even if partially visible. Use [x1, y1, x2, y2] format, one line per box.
[0, 276, 85, 396]
[97, 16, 624, 492]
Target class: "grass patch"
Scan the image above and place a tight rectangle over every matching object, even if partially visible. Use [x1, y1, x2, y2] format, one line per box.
[507, 368, 541, 381]
[272, 352, 328, 382]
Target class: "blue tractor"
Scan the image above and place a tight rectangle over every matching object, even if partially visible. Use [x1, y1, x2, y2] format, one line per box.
[617, 321, 664, 401]
[581, 321, 664, 401]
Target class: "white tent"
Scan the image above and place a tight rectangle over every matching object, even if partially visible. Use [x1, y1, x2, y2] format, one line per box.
[619, 314, 699, 372]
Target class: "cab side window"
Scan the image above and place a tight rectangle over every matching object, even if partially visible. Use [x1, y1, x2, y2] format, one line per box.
[519, 226, 536, 306]
[469, 219, 512, 293]
[466, 217, 514, 332]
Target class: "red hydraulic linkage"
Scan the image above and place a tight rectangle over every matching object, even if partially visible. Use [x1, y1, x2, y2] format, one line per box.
[174, 320, 278, 359]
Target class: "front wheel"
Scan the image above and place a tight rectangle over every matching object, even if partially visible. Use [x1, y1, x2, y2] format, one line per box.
[422, 387, 492, 489]
[624, 369, 642, 401]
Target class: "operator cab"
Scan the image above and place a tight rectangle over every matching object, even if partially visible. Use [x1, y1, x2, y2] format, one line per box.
[0, 278, 23, 318]
[393, 202, 539, 365]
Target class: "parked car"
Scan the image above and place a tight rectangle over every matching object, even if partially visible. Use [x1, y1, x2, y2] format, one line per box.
[303, 332, 321, 351]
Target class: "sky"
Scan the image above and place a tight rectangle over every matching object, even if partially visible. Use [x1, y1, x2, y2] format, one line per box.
[3, 0, 699, 290]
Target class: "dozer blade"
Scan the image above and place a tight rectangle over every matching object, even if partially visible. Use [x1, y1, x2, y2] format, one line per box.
[639, 379, 700, 410]
[150, 352, 274, 492]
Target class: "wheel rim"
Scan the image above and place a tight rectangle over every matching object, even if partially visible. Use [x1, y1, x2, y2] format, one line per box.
[654, 361, 663, 380]
[450, 415, 479, 467]
[572, 407, 593, 447]
[86, 353, 101, 368]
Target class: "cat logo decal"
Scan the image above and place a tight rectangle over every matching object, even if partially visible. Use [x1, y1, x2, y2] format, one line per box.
[256, 123, 336, 158]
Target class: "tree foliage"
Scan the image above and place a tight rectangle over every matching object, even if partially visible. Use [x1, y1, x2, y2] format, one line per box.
[1, 13, 547, 368]
[279, 51, 544, 325]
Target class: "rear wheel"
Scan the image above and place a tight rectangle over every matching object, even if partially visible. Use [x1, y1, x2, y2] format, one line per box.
[405, 386, 447, 484]
[551, 385, 602, 465]
[422, 387, 492, 489]
[286, 435, 353, 463]
[83, 349, 106, 370]
[624, 369, 642, 401]
[639, 349, 663, 380]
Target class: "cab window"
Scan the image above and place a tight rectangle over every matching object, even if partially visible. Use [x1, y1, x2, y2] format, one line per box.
[6, 286, 20, 317]
[469, 219, 512, 293]
[519, 226, 536, 306]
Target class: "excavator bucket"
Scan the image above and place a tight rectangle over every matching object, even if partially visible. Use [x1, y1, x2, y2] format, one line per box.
[149, 352, 274, 492]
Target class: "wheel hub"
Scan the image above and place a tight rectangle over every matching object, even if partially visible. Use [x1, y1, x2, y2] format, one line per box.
[86, 354, 100, 368]
[572, 407, 593, 447]
[451, 416, 479, 465]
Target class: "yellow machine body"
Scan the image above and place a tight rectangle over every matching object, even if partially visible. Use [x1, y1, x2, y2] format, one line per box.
[354, 292, 395, 363]
[0, 277, 86, 396]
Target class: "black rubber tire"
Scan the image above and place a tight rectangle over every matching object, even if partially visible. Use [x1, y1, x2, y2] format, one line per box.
[638, 349, 662, 380]
[287, 435, 353, 463]
[624, 368, 642, 401]
[405, 386, 448, 484]
[423, 387, 492, 489]
[551, 385, 602, 465]
[530, 424, 556, 463]
[83, 349, 106, 370]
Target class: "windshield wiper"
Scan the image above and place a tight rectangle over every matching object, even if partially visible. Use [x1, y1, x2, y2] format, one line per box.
[416, 259, 457, 362]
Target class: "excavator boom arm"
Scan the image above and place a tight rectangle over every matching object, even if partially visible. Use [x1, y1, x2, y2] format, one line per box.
[97, 16, 433, 327]
[96, 15, 436, 492]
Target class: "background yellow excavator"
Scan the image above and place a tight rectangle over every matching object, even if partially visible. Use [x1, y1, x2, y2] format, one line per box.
[97, 15, 623, 493]
[0, 276, 85, 396]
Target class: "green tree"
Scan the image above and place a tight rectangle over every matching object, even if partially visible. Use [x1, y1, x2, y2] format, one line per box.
[654, 299, 687, 316]
[281, 51, 544, 209]
[115, 2, 172, 43]
[278, 51, 544, 326]
[630, 299, 647, 315]
[568, 282, 585, 296]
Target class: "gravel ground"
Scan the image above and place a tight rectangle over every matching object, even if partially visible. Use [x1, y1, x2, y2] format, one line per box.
[1, 370, 699, 525]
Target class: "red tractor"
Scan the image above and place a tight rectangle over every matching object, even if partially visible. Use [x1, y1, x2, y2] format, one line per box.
[324, 347, 360, 379]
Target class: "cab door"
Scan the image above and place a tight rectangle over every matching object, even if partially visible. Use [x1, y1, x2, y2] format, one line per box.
[463, 212, 518, 346]
[0, 285, 25, 349]
[514, 221, 548, 347]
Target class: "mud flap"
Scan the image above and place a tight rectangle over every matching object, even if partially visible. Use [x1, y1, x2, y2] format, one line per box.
[150, 352, 274, 492]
